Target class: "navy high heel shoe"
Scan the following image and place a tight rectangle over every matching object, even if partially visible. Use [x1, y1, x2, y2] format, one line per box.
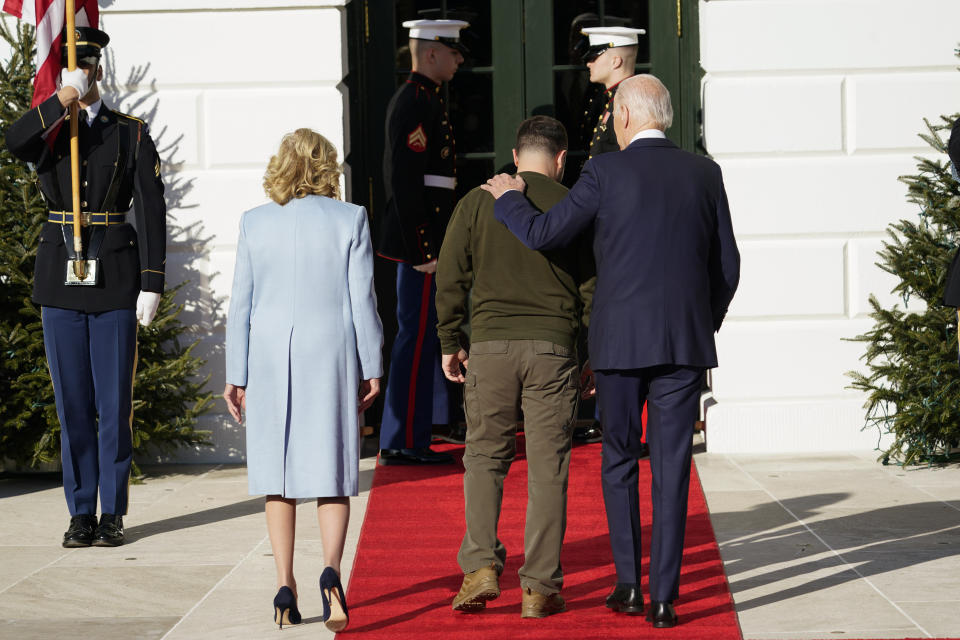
[272, 586, 302, 629]
[319, 567, 349, 632]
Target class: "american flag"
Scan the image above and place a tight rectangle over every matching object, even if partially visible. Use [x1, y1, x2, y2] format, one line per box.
[2, 0, 100, 107]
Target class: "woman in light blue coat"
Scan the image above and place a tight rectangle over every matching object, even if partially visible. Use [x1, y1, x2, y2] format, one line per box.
[224, 129, 382, 632]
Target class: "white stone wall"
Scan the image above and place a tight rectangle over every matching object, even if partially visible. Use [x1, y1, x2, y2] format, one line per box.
[98, 0, 350, 462]
[700, 0, 960, 452]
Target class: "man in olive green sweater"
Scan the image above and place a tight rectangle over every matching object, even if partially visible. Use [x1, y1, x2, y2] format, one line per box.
[436, 116, 594, 619]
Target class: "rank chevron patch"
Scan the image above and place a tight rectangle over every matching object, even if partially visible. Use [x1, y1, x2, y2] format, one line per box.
[407, 124, 427, 152]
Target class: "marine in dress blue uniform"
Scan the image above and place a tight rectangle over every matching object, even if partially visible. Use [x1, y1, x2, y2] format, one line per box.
[377, 19, 467, 465]
[5, 27, 166, 547]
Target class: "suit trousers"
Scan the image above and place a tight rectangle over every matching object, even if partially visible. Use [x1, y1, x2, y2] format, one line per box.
[595, 365, 704, 602]
[41, 306, 137, 516]
[458, 340, 578, 595]
[380, 263, 450, 450]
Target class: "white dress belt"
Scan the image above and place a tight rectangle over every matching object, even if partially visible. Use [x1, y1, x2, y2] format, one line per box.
[424, 174, 456, 190]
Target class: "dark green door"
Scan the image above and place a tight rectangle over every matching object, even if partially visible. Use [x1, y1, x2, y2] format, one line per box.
[346, 0, 700, 207]
[343, 0, 700, 423]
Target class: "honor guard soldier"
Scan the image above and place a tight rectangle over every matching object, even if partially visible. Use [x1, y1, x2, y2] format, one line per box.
[5, 27, 166, 547]
[582, 26, 646, 159]
[377, 19, 467, 465]
[576, 25, 647, 445]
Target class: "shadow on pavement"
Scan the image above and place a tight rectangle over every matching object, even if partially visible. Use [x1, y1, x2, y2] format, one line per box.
[0, 472, 61, 498]
[712, 492, 960, 611]
[125, 497, 264, 542]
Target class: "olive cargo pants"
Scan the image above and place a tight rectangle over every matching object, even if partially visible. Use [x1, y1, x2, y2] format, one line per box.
[457, 340, 579, 594]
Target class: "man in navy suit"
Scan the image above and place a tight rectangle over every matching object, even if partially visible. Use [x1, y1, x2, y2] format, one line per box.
[481, 75, 739, 628]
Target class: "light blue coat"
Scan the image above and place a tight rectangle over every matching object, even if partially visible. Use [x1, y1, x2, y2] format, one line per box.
[225, 195, 383, 498]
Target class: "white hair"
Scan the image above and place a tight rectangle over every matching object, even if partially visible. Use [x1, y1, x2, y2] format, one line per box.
[614, 74, 674, 130]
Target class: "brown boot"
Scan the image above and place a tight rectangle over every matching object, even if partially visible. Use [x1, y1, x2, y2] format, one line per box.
[452, 564, 500, 611]
[520, 586, 566, 618]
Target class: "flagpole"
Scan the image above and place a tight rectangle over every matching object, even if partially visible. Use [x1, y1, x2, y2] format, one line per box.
[65, 0, 84, 279]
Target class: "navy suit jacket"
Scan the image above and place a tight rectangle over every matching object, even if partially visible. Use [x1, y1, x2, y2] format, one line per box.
[494, 137, 740, 370]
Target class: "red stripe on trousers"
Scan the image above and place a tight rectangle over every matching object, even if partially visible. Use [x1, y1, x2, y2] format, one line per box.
[404, 272, 433, 449]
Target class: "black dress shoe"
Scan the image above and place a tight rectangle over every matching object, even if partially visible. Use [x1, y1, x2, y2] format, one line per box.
[646, 601, 677, 628]
[573, 421, 603, 444]
[62, 514, 97, 548]
[605, 583, 644, 615]
[92, 514, 125, 547]
[379, 447, 454, 465]
[438, 422, 467, 444]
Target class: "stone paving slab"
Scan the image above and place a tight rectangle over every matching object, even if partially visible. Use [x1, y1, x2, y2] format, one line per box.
[699, 451, 960, 639]
[0, 455, 374, 640]
[1, 446, 959, 639]
[0, 618, 178, 640]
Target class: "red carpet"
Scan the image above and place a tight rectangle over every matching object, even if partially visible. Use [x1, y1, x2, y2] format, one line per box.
[343, 439, 741, 638]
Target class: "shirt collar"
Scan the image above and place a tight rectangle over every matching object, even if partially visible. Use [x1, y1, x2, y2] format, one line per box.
[629, 128, 667, 144]
[81, 100, 102, 125]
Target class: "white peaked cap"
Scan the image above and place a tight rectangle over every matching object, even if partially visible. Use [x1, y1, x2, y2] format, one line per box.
[403, 19, 470, 42]
[581, 26, 646, 47]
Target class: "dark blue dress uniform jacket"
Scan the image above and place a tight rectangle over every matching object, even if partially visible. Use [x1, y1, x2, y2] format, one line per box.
[5, 94, 166, 312]
[587, 81, 622, 159]
[378, 72, 456, 264]
[495, 137, 740, 371]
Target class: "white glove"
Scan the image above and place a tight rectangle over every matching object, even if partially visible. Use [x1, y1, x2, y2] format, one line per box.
[58, 67, 88, 97]
[136, 291, 162, 327]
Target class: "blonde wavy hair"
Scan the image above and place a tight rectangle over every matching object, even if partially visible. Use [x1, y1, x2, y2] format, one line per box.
[263, 128, 342, 205]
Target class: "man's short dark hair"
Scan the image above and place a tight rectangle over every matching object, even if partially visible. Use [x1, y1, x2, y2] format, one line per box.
[515, 116, 568, 157]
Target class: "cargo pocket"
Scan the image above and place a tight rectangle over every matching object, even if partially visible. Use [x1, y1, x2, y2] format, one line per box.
[463, 371, 478, 429]
[529, 341, 579, 432]
[558, 367, 581, 433]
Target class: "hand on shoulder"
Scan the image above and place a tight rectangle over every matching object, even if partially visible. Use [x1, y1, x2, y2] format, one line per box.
[480, 174, 526, 200]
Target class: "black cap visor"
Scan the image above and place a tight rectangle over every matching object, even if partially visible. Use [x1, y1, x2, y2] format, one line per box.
[582, 43, 611, 64]
[60, 50, 101, 67]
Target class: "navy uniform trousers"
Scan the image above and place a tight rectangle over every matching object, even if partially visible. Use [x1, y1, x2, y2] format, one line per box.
[380, 263, 450, 450]
[595, 365, 704, 602]
[42, 306, 137, 516]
